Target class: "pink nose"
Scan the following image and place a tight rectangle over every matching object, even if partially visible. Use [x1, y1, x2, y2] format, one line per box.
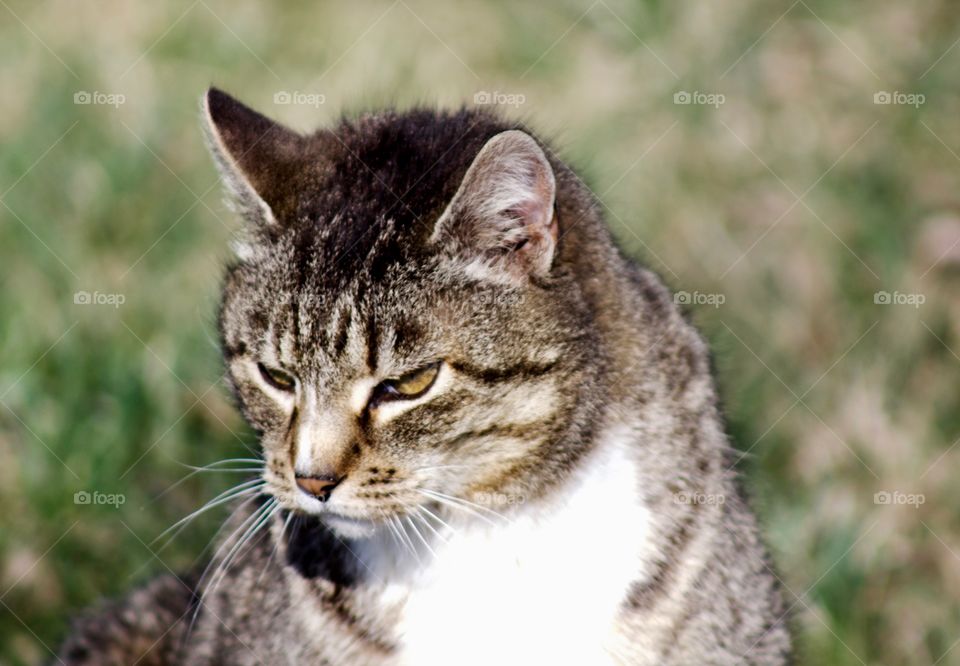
[295, 474, 341, 502]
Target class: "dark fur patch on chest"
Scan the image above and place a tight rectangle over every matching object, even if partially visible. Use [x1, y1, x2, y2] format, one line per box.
[284, 512, 363, 587]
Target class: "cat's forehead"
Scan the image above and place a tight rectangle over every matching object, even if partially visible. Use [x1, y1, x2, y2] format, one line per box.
[248, 234, 442, 349]
[246, 115, 490, 291]
[289, 110, 514, 238]
[259, 218, 429, 311]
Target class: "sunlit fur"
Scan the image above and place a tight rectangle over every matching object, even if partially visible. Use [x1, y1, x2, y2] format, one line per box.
[57, 90, 790, 665]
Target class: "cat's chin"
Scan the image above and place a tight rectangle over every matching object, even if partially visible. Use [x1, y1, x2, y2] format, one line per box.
[321, 513, 380, 539]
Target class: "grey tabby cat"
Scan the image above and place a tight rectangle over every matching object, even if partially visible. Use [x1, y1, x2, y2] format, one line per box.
[58, 88, 791, 665]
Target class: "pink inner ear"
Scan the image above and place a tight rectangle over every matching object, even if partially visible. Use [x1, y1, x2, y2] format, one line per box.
[509, 198, 549, 228]
[501, 197, 548, 250]
[510, 163, 554, 230]
[505, 200, 556, 273]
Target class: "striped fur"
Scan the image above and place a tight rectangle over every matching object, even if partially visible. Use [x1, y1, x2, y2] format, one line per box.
[58, 89, 790, 665]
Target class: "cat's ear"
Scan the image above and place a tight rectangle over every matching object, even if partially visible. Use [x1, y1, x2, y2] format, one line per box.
[431, 130, 558, 282]
[202, 87, 304, 228]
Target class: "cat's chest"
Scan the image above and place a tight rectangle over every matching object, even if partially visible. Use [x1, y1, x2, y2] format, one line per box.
[384, 439, 650, 665]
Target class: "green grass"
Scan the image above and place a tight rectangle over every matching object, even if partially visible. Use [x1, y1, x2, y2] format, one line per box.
[2, 1, 959, 663]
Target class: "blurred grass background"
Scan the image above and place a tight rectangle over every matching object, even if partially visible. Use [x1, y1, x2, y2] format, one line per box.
[1, 0, 959, 663]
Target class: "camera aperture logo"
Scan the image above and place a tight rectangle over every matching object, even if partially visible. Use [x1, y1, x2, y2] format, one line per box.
[273, 90, 326, 108]
[474, 91, 526, 108]
[73, 91, 126, 108]
[874, 490, 924, 508]
[674, 90, 725, 108]
[74, 490, 126, 508]
[675, 290, 725, 308]
[74, 290, 125, 308]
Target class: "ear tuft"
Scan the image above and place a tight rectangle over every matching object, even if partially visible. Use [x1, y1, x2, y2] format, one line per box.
[202, 87, 304, 229]
[432, 130, 557, 282]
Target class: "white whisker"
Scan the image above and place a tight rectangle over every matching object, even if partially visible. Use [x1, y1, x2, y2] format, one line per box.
[177, 458, 264, 470]
[414, 506, 452, 543]
[422, 489, 509, 521]
[199, 498, 275, 593]
[258, 510, 295, 584]
[211, 499, 278, 592]
[153, 479, 265, 547]
[191, 499, 278, 632]
[414, 464, 472, 473]
[384, 515, 405, 554]
[390, 515, 419, 562]
[410, 510, 445, 552]
[418, 504, 456, 535]
[151, 459, 263, 502]
[418, 489, 503, 527]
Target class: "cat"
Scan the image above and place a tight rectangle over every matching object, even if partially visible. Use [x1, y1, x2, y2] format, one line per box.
[57, 87, 791, 665]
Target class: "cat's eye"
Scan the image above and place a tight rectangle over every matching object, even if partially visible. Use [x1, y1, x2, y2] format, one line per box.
[257, 362, 297, 392]
[371, 361, 441, 406]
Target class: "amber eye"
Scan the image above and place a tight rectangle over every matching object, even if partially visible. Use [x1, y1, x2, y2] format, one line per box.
[371, 361, 441, 406]
[257, 362, 296, 392]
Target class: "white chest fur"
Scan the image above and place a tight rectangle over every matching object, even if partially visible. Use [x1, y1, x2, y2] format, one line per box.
[387, 433, 650, 666]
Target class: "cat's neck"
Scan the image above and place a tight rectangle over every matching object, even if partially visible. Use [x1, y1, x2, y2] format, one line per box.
[363, 424, 650, 664]
[333, 422, 649, 584]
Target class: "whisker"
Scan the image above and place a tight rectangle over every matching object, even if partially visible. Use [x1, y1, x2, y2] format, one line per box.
[174, 494, 260, 648]
[390, 515, 419, 563]
[185, 468, 265, 473]
[184, 493, 260, 572]
[191, 499, 277, 632]
[408, 513, 446, 557]
[153, 490, 264, 555]
[150, 459, 263, 503]
[418, 489, 502, 527]
[198, 498, 275, 593]
[383, 515, 404, 555]
[209, 499, 278, 592]
[418, 504, 456, 534]
[422, 489, 509, 520]
[258, 510, 295, 584]
[414, 464, 472, 473]
[153, 479, 265, 546]
[175, 458, 264, 469]
[415, 505, 452, 543]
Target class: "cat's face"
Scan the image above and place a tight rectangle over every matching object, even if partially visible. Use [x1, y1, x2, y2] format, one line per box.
[206, 89, 593, 538]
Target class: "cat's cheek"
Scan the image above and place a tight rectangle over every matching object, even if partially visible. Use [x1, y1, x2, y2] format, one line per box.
[234, 382, 291, 433]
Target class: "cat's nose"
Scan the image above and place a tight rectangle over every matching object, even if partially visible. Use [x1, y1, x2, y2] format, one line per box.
[295, 473, 342, 502]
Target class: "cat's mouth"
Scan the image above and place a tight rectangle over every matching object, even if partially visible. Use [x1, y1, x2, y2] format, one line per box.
[287, 490, 388, 537]
[279, 476, 424, 539]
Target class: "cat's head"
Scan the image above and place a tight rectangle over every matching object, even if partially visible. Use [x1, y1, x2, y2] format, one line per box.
[203, 88, 599, 538]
